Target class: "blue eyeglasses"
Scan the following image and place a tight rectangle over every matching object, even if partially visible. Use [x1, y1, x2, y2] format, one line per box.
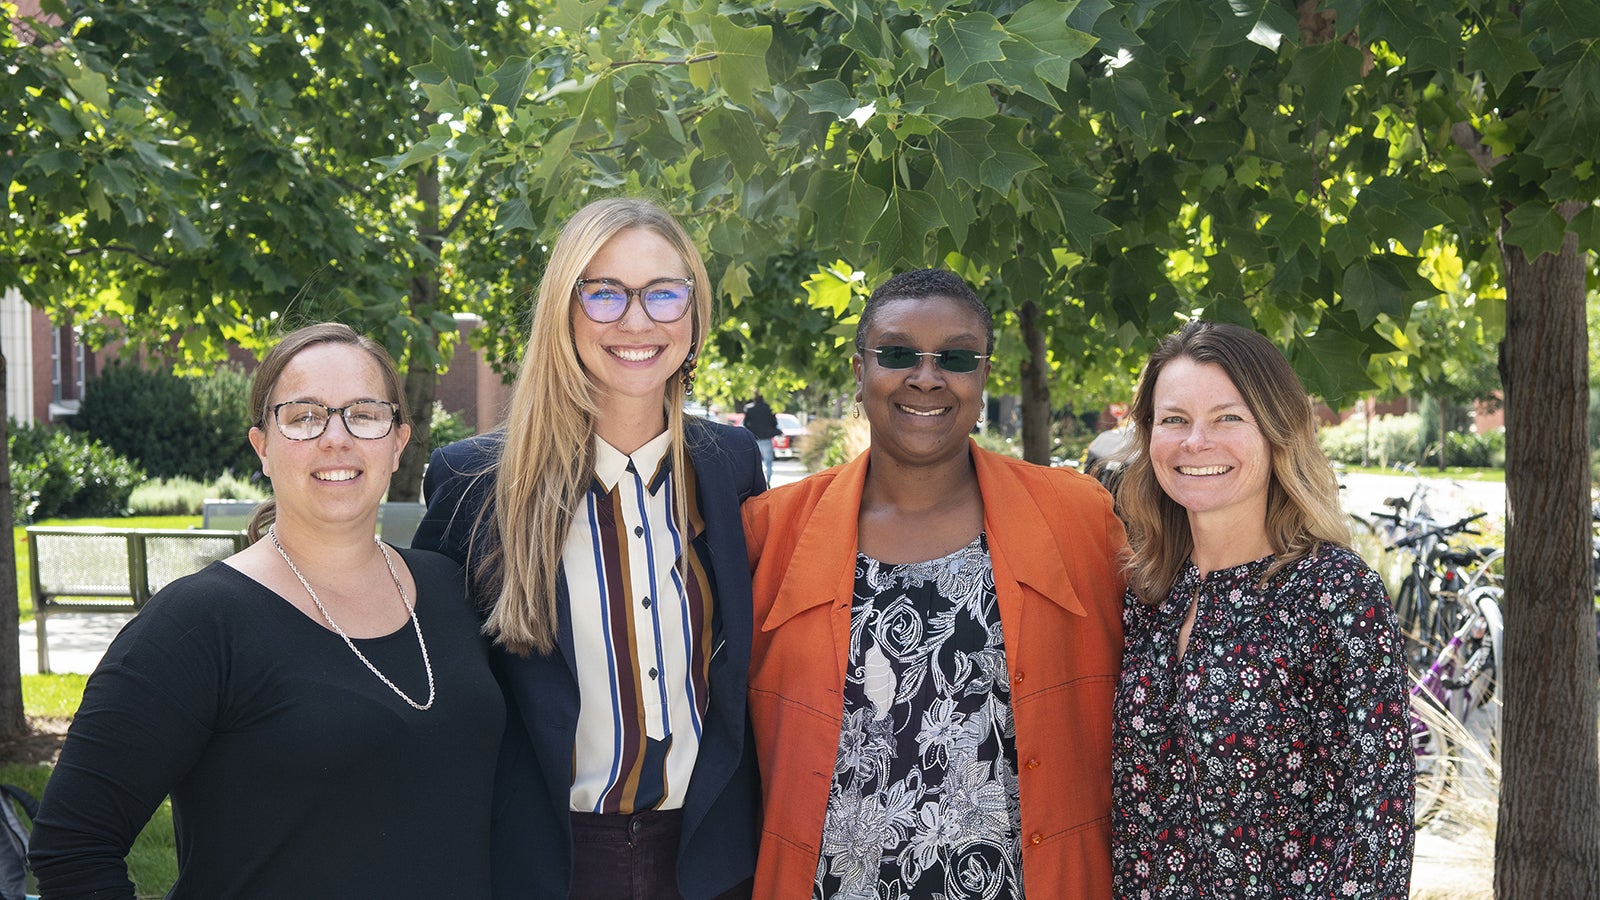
[866, 345, 990, 374]
[573, 278, 695, 324]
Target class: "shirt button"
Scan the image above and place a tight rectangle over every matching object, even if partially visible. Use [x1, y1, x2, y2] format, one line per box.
[642, 597, 652, 609]
[1030, 833, 1042, 845]
[634, 525, 644, 537]
[1026, 757, 1040, 769]
[1012, 671, 1025, 684]
[648, 667, 658, 679]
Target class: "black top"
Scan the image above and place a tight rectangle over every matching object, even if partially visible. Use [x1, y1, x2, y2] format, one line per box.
[741, 399, 781, 439]
[29, 548, 505, 900]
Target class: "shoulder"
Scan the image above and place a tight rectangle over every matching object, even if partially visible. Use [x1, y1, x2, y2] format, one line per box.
[1275, 544, 1392, 626]
[394, 546, 467, 582]
[974, 447, 1118, 522]
[687, 416, 758, 452]
[430, 432, 504, 472]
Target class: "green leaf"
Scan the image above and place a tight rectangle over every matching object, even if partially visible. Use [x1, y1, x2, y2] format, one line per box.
[1286, 41, 1364, 126]
[1218, 0, 1297, 50]
[433, 37, 476, 89]
[495, 198, 536, 234]
[60, 61, 111, 110]
[1057, 187, 1116, 251]
[709, 17, 773, 111]
[1341, 255, 1436, 328]
[700, 106, 769, 179]
[931, 118, 993, 191]
[375, 131, 448, 173]
[934, 13, 1007, 83]
[1569, 205, 1600, 254]
[926, 166, 978, 249]
[1522, 0, 1600, 54]
[487, 56, 533, 109]
[1003, 0, 1097, 91]
[797, 79, 860, 119]
[1291, 328, 1378, 402]
[1502, 201, 1571, 261]
[979, 118, 1045, 193]
[1463, 19, 1542, 97]
[866, 189, 942, 269]
[549, 0, 608, 35]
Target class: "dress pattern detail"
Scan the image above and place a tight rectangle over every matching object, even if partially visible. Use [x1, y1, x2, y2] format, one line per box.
[815, 534, 1023, 900]
[1111, 545, 1414, 899]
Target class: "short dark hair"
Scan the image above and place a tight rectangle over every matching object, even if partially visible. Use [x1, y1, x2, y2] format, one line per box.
[855, 269, 993, 354]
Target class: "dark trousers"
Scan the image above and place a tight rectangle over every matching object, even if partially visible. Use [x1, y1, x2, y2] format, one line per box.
[569, 809, 753, 899]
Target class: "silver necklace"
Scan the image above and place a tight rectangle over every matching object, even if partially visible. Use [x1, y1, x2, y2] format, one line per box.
[268, 524, 435, 711]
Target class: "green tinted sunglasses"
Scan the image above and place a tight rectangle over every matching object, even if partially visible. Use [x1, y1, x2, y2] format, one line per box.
[867, 345, 989, 374]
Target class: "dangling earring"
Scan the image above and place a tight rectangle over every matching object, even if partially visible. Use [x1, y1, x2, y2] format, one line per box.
[681, 350, 698, 397]
[853, 401, 861, 419]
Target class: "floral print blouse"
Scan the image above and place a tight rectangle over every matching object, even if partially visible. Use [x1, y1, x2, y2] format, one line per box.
[815, 534, 1023, 900]
[1111, 545, 1414, 899]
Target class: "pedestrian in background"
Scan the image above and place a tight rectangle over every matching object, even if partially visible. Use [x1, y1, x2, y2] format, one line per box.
[741, 393, 780, 485]
[1111, 319, 1413, 898]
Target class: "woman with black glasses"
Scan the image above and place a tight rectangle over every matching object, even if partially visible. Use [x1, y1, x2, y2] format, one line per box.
[411, 197, 764, 899]
[29, 323, 504, 898]
[741, 269, 1128, 899]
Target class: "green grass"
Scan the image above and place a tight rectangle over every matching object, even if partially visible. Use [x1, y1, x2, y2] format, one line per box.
[1341, 464, 1506, 482]
[12, 673, 178, 898]
[12, 515, 202, 621]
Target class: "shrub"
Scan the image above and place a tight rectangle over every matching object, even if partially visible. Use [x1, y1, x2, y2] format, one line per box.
[425, 401, 475, 452]
[1442, 429, 1506, 468]
[71, 362, 257, 481]
[9, 421, 144, 519]
[798, 417, 870, 473]
[129, 473, 270, 516]
[1318, 413, 1425, 467]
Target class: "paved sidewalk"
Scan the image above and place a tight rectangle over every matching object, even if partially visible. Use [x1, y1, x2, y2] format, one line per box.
[19, 613, 133, 675]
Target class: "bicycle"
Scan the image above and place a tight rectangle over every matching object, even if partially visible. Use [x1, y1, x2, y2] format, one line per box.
[1410, 577, 1502, 824]
[1385, 511, 1495, 672]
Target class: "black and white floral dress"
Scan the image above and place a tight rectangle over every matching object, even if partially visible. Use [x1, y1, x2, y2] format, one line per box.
[814, 534, 1023, 900]
[1111, 545, 1414, 899]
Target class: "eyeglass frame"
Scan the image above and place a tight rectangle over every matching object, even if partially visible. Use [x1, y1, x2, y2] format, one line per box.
[266, 400, 401, 441]
[864, 345, 991, 374]
[572, 277, 696, 324]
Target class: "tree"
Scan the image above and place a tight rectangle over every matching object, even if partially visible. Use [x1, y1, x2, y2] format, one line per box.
[406, 1, 1598, 892]
[2, 0, 543, 498]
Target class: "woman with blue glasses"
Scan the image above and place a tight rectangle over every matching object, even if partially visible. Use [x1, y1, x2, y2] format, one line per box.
[412, 197, 764, 899]
[741, 269, 1129, 899]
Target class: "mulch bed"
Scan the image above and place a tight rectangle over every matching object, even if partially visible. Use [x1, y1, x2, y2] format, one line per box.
[0, 717, 69, 766]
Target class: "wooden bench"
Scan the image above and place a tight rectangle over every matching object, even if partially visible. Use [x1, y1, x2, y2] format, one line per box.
[200, 500, 428, 546]
[26, 527, 250, 674]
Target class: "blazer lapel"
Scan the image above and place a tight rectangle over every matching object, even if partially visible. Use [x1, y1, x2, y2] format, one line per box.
[974, 445, 1088, 617]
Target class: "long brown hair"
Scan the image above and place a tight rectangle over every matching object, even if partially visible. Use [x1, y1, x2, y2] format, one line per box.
[244, 323, 410, 542]
[481, 197, 712, 655]
[1117, 320, 1350, 604]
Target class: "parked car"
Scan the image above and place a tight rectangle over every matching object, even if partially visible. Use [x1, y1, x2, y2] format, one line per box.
[772, 413, 808, 459]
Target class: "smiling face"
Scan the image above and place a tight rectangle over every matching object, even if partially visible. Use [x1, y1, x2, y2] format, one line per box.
[852, 295, 990, 471]
[1147, 356, 1272, 537]
[572, 226, 695, 423]
[248, 342, 411, 533]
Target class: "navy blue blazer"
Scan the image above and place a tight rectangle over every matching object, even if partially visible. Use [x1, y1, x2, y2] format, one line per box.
[412, 417, 765, 899]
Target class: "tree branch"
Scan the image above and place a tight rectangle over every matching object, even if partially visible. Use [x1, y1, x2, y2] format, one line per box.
[606, 53, 718, 72]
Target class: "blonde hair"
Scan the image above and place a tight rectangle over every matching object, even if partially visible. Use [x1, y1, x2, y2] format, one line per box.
[1117, 320, 1350, 604]
[481, 197, 712, 655]
[244, 323, 410, 543]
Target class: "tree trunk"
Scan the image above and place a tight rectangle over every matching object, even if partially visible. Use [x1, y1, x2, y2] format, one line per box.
[0, 352, 28, 740]
[390, 159, 445, 504]
[1495, 215, 1600, 898]
[1017, 300, 1051, 465]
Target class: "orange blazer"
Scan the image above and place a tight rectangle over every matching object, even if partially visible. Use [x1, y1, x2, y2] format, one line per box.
[742, 443, 1128, 899]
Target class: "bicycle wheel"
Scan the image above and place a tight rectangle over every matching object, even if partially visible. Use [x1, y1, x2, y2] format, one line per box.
[1412, 696, 1455, 825]
[1392, 576, 1427, 671]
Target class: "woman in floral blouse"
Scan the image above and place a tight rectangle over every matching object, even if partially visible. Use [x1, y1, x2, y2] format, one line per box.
[1111, 320, 1414, 899]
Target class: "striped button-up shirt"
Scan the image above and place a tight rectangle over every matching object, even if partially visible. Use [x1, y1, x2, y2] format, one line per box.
[567, 432, 713, 814]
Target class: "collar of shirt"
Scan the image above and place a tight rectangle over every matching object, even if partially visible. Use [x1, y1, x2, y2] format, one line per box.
[593, 430, 672, 495]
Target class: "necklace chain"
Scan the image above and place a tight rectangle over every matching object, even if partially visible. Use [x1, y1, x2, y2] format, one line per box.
[268, 525, 435, 711]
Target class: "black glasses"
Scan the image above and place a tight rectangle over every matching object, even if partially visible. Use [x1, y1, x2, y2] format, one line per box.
[573, 277, 695, 324]
[866, 345, 990, 374]
[269, 400, 399, 441]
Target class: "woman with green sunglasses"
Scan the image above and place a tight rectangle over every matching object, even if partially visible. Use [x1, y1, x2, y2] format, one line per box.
[741, 269, 1130, 899]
